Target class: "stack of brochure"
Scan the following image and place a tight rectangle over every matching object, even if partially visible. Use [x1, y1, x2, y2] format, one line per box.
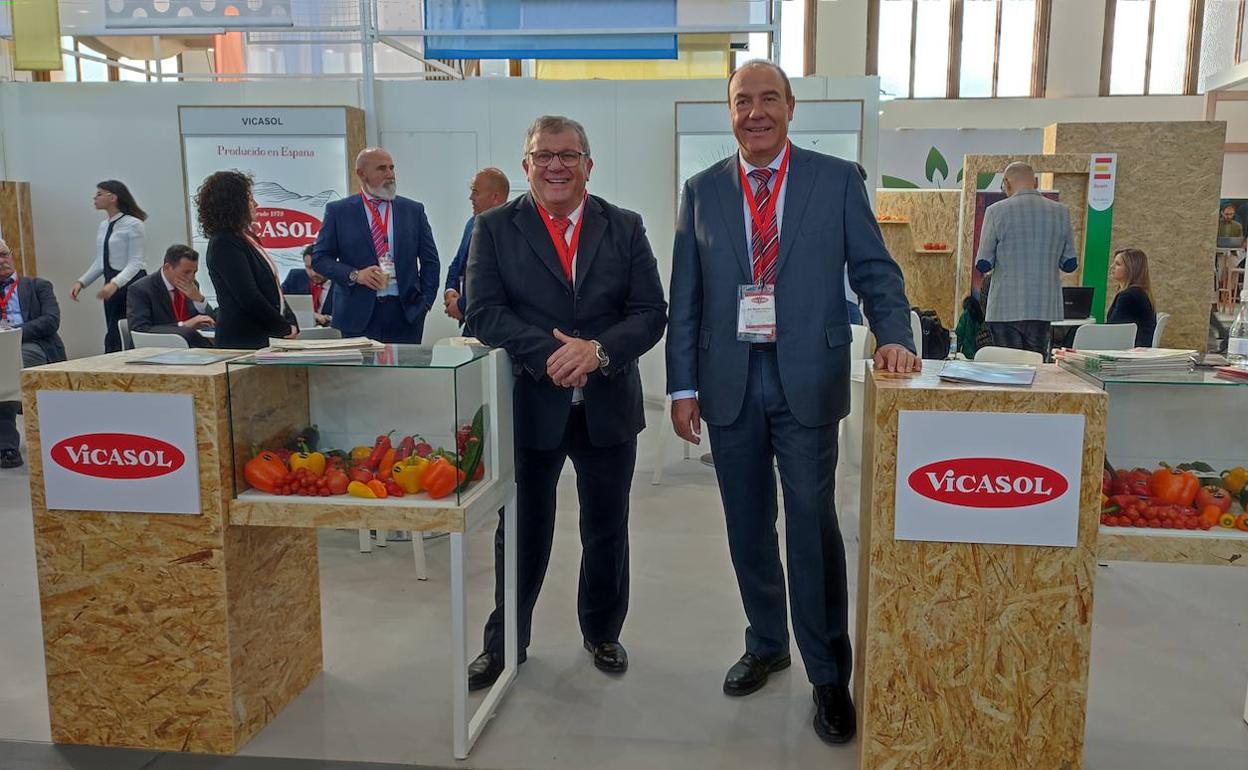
[1055, 347, 1196, 375]
[938, 361, 1037, 387]
[254, 337, 383, 364]
[1214, 365, 1248, 382]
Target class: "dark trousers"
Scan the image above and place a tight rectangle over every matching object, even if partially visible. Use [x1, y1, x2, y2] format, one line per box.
[482, 407, 636, 656]
[360, 297, 425, 344]
[987, 320, 1052, 359]
[707, 348, 851, 687]
[0, 342, 50, 452]
[102, 269, 144, 353]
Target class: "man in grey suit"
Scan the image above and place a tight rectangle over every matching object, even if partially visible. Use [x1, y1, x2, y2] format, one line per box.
[666, 60, 919, 746]
[975, 162, 1078, 358]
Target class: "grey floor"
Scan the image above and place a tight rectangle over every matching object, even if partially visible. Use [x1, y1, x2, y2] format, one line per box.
[2, 415, 1247, 770]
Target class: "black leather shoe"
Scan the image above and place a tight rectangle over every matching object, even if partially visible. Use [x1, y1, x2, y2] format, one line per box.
[723, 651, 791, 696]
[0, 449, 22, 469]
[813, 684, 857, 744]
[467, 649, 525, 692]
[584, 640, 628, 674]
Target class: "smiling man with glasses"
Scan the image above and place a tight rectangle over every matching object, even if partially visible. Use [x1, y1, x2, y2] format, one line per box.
[462, 115, 667, 690]
[0, 240, 67, 469]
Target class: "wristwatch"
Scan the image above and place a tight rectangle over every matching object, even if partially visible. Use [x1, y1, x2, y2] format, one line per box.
[592, 340, 610, 371]
[348, 269, 359, 285]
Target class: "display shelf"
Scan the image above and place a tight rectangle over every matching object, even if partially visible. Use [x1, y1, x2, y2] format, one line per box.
[1099, 524, 1248, 540]
[1098, 527, 1248, 567]
[876, 219, 910, 225]
[913, 248, 953, 254]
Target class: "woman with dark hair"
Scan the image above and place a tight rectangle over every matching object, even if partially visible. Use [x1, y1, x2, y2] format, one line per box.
[1106, 247, 1157, 347]
[197, 170, 297, 349]
[71, 180, 148, 352]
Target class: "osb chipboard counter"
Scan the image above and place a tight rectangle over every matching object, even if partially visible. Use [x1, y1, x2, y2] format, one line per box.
[856, 363, 1107, 770]
[21, 349, 322, 753]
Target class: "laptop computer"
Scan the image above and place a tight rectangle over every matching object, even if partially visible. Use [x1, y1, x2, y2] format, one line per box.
[1062, 287, 1094, 320]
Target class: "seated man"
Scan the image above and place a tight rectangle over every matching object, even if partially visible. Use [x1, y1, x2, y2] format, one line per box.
[281, 244, 333, 327]
[127, 244, 216, 348]
[0, 239, 67, 469]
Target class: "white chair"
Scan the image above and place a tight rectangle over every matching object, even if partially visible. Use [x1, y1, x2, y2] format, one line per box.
[910, 310, 923, 357]
[850, 323, 876, 359]
[974, 346, 1043, 365]
[840, 325, 878, 478]
[286, 294, 316, 331]
[0, 328, 22, 403]
[1152, 312, 1170, 347]
[1072, 322, 1137, 351]
[117, 318, 134, 350]
[296, 326, 342, 340]
[130, 330, 189, 349]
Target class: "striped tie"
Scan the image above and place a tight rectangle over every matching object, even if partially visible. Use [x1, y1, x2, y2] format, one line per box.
[368, 198, 388, 259]
[749, 168, 778, 285]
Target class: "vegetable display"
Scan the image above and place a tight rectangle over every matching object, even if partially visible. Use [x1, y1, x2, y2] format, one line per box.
[1101, 460, 1248, 531]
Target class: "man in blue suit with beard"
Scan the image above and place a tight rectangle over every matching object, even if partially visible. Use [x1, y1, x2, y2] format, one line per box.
[313, 147, 439, 343]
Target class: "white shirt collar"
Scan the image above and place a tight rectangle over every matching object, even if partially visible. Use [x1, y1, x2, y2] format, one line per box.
[160, 270, 176, 293]
[538, 195, 586, 228]
[738, 145, 787, 175]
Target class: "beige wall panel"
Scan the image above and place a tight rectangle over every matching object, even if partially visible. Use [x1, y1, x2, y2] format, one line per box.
[876, 191, 960, 325]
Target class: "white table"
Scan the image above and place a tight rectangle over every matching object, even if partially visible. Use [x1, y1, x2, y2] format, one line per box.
[1051, 317, 1096, 327]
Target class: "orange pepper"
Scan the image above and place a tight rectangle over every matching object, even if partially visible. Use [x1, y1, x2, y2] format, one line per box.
[376, 448, 397, 480]
[1200, 505, 1225, 526]
[1149, 467, 1199, 506]
[366, 479, 388, 499]
[1236, 513, 1248, 533]
[245, 450, 288, 493]
[422, 457, 464, 500]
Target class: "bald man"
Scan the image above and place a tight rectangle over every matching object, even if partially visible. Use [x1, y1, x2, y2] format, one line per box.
[445, 168, 510, 332]
[313, 146, 440, 343]
[974, 162, 1077, 358]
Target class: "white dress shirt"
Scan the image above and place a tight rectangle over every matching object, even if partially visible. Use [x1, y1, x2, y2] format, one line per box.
[159, 270, 209, 325]
[80, 214, 146, 288]
[361, 193, 399, 297]
[540, 197, 586, 403]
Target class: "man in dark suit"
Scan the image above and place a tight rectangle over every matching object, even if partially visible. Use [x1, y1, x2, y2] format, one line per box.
[281, 244, 334, 326]
[464, 115, 666, 690]
[313, 147, 439, 343]
[127, 244, 217, 348]
[666, 61, 920, 745]
[0, 239, 67, 469]
[444, 167, 509, 332]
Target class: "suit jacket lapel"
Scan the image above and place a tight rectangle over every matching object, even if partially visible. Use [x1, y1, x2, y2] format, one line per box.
[775, 146, 813, 278]
[16, 278, 34, 316]
[573, 196, 607, 288]
[514, 194, 571, 289]
[712, 157, 751, 283]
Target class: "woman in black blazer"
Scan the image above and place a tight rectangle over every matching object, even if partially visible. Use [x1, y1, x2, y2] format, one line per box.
[195, 171, 297, 349]
[1106, 247, 1157, 347]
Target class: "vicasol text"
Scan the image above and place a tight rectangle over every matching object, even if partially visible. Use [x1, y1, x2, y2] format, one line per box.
[924, 470, 1054, 496]
[50, 433, 186, 480]
[907, 457, 1068, 509]
[63, 446, 175, 469]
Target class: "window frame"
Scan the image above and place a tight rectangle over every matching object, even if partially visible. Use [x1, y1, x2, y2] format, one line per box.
[867, 0, 1052, 99]
[1099, 0, 1206, 96]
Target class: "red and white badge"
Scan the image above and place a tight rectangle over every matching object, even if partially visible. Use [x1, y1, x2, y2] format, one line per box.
[737, 284, 777, 343]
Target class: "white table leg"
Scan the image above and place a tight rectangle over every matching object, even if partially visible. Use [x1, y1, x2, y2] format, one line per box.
[451, 532, 469, 759]
[1243, 675, 1247, 726]
[375, 529, 388, 547]
[412, 532, 428, 581]
[358, 529, 372, 553]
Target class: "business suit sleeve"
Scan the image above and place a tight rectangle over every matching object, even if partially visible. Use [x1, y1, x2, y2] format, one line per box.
[975, 206, 998, 274]
[415, 206, 440, 312]
[312, 205, 354, 287]
[126, 281, 159, 333]
[1058, 206, 1078, 273]
[446, 219, 473, 292]
[594, 213, 667, 375]
[843, 169, 914, 352]
[665, 181, 703, 394]
[211, 239, 292, 337]
[22, 280, 61, 344]
[465, 217, 560, 379]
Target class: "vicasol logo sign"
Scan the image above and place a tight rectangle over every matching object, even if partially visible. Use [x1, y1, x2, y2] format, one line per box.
[907, 458, 1068, 509]
[251, 207, 322, 249]
[50, 433, 186, 480]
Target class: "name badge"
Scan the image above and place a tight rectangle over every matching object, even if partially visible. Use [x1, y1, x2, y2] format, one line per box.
[379, 252, 396, 277]
[737, 284, 777, 342]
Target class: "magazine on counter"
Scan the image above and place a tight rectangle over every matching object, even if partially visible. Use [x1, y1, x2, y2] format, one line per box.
[129, 350, 242, 366]
[938, 361, 1037, 387]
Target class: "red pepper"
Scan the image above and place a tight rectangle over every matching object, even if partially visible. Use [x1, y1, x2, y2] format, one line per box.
[395, 435, 416, 461]
[366, 431, 394, 471]
[414, 436, 433, 458]
[1150, 467, 1199, 506]
[1112, 469, 1151, 497]
[245, 450, 288, 493]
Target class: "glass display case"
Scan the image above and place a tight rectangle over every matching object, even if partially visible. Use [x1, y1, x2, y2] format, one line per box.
[225, 344, 513, 512]
[1061, 364, 1248, 548]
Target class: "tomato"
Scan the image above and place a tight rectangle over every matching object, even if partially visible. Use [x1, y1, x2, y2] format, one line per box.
[348, 466, 374, 485]
[1194, 486, 1233, 513]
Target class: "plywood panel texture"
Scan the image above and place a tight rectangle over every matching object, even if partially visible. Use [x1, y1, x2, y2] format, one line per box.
[1044, 122, 1226, 350]
[1098, 530, 1248, 567]
[0, 180, 37, 276]
[855, 365, 1107, 770]
[876, 190, 960, 326]
[21, 351, 322, 753]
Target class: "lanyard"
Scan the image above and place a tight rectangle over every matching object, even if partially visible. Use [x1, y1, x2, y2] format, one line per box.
[533, 193, 587, 281]
[738, 142, 791, 245]
[362, 194, 391, 246]
[0, 276, 17, 320]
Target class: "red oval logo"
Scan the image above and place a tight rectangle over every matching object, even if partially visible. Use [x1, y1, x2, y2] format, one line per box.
[250, 207, 321, 249]
[907, 458, 1068, 508]
[50, 433, 186, 480]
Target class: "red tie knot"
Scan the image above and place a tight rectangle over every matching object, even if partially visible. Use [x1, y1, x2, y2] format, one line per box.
[551, 216, 571, 239]
[748, 167, 773, 189]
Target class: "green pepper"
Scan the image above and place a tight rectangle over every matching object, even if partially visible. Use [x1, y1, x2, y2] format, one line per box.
[455, 406, 486, 493]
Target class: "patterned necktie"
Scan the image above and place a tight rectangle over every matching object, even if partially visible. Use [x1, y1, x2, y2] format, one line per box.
[367, 197, 388, 260]
[749, 168, 778, 285]
[550, 216, 572, 279]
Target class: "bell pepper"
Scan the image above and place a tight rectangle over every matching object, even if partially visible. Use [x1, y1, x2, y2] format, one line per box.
[384, 479, 405, 498]
[395, 435, 416, 461]
[376, 447, 398, 480]
[1201, 505, 1225, 526]
[289, 440, 326, 477]
[1112, 469, 1151, 497]
[367, 431, 395, 471]
[347, 480, 377, 499]
[1150, 467, 1199, 506]
[1221, 466, 1248, 495]
[1218, 511, 1238, 529]
[244, 449, 288, 493]
[422, 457, 464, 500]
[350, 445, 373, 465]
[414, 436, 433, 458]
[366, 479, 388, 498]
[347, 465, 374, 484]
[1236, 513, 1248, 533]
[392, 456, 429, 494]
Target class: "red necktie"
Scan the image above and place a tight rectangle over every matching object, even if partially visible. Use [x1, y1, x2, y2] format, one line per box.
[310, 282, 324, 313]
[171, 289, 188, 323]
[364, 196, 389, 261]
[749, 168, 779, 284]
[550, 216, 572, 279]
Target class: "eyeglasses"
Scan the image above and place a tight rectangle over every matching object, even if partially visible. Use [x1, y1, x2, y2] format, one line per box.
[527, 150, 588, 167]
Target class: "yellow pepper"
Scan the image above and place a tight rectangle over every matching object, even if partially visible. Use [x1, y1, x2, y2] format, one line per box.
[290, 442, 326, 477]
[347, 480, 377, 499]
[1221, 466, 1248, 495]
[350, 445, 373, 465]
[392, 456, 429, 494]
